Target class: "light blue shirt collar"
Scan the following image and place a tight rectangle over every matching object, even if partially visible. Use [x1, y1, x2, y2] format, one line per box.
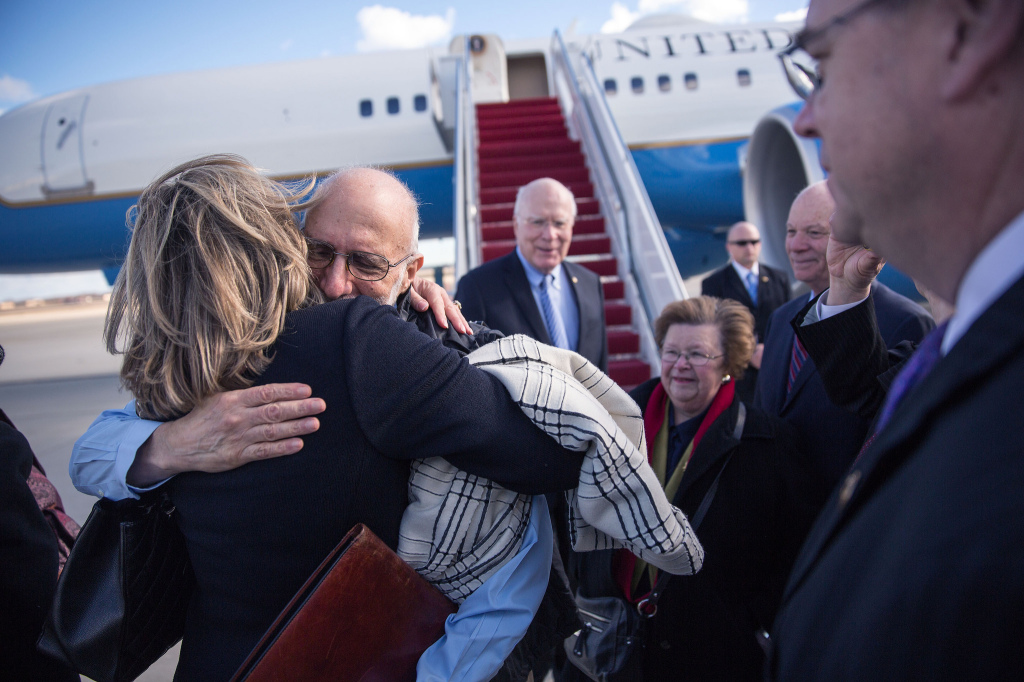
[515, 247, 565, 290]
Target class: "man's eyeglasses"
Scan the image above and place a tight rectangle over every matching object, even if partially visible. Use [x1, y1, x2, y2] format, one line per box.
[728, 239, 761, 247]
[661, 349, 723, 367]
[522, 216, 571, 230]
[305, 238, 415, 282]
[778, 0, 888, 100]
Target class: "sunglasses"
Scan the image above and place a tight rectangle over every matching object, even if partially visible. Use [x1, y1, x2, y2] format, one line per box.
[728, 239, 761, 247]
[305, 238, 415, 282]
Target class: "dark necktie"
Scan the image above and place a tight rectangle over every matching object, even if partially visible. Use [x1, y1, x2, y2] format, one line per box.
[874, 320, 949, 432]
[787, 335, 808, 394]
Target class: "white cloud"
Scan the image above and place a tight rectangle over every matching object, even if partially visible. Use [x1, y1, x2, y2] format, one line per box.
[356, 5, 455, 52]
[775, 7, 808, 22]
[601, 2, 641, 33]
[280, 38, 294, 51]
[0, 74, 36, 103]
[602, 0, 749, 34]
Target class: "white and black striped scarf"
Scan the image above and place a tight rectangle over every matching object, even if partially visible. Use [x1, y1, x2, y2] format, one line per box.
[398, 335, 705, 602]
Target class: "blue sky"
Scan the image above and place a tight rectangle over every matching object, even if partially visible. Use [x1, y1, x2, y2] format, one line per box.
[0, 0, 807, 114]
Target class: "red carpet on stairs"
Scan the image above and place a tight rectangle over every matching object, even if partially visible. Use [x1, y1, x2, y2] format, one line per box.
[473, 97, 653, 389]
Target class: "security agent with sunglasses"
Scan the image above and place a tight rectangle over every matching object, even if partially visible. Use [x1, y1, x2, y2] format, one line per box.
[765, 1, 1024, 680]
[701, 221, 791, 402]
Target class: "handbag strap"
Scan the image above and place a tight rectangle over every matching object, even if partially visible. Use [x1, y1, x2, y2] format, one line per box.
[639, 403, 746, 616]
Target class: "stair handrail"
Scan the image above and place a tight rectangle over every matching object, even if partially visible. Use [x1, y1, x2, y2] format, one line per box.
[550, 30, 685, 377]
[452, 38, 480, 280]
[564, 34, 688, 320]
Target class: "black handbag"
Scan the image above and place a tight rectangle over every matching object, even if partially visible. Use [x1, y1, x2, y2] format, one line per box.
[564, 405, 745, 681]
[37, 491, 195, 682]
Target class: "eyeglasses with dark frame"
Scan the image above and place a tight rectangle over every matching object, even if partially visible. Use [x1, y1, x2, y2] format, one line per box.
[661, 349, 724, 367]
[728, 239, 761, 247]
[305, 238, 415, 282]
[778, 0, 889, 100]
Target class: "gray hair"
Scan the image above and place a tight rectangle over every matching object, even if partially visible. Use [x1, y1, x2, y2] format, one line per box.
[304, 166, 421, 252]
[513, 178, 578, 220]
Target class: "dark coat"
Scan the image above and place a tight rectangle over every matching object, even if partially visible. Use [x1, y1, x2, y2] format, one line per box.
[566, 378, 823, 682]
[701, 261, 791, 342]
[754, 282, 933, 496]
[455, 252, 608, 371]
[770, 274, 1024, 681]
[0, 413, 79, 682]
[169, 297, 584, 681]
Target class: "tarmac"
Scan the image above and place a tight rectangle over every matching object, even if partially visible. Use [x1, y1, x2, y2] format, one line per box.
[0, 301, 181, 681]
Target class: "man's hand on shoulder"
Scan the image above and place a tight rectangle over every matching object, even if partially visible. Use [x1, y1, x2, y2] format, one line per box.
[826, 236, 885, 306]
[126, 383, 325, 487]
[408, 277, 471, 334]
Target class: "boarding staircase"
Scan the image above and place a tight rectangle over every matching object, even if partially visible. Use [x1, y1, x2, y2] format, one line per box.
[452, 32, 687, 390]
[474, 98, 650, 387]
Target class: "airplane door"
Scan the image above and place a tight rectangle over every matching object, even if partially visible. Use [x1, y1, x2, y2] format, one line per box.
[41, 93, 93, 197]
[450, 34, 509, 103]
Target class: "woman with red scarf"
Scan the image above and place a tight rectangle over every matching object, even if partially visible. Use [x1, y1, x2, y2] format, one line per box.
[564, 297, 825, 682]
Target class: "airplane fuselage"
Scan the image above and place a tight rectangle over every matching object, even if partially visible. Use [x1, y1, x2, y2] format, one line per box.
[0, 17, 800, 277]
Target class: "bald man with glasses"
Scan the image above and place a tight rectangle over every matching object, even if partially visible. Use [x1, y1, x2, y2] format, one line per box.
[766, 1, 1024, 679]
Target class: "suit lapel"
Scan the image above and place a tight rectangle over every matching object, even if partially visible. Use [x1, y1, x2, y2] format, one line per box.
[565, 261, 598, 355]
[725, 265, 755, 308]
[782, 275, 1024, 599]
[502, 253, 552, 345]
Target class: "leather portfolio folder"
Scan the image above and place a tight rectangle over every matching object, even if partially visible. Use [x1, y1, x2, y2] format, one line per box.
[230, 523, 456, 682]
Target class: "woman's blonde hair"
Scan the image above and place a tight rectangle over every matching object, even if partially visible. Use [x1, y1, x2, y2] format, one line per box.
[654, 296, 755, 380]
[105, 154, 321, 419]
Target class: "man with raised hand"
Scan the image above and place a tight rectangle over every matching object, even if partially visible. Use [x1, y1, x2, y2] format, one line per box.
[769, 1, 1024, 678]
[753, 181, 931, 496]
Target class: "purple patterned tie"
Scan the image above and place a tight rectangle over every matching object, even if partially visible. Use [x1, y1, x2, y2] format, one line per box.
[873, 321, 949, 432]
[787, 335, 808, 394]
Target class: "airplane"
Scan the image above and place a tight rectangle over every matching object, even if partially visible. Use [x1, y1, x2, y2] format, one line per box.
[0, 13, 811, 286]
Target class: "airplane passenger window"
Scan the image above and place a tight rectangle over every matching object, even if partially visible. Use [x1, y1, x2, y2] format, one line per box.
[631, 77, 644, 94]
[684, 73, 699, 90]
[387, 97, 400, 114]
[414, 94, 428, 112]
[604, 79, 617, 96]
[360, 99, 373, 117]
[658, 75, 671, 92]
[737, 69, 752, 87]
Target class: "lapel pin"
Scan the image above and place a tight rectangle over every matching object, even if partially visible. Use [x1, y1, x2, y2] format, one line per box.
[838, 470, 862, 508]
[572, 276, 578, 284]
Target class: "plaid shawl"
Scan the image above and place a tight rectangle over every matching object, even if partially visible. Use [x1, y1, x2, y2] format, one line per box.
[397, 335, 705, 602]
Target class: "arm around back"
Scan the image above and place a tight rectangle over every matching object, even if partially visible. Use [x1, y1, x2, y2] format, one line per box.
[343, 298, 583, 494]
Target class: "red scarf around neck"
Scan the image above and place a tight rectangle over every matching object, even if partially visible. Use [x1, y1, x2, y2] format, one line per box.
[615, 380, 736, 601]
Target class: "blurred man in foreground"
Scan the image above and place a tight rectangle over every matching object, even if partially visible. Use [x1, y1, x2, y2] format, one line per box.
[770, 1, 1024, 678]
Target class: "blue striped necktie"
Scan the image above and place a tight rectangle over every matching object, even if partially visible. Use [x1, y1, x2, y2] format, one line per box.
[747, 271, 759, 305]
[539, 274, 570, 349]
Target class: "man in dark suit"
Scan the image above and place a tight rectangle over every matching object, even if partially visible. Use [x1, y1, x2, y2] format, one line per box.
[767, 1, 1024, 678]
[754, 181, 933, 497]
[455, 178, 608, 371]
[702, 220, 790, 401]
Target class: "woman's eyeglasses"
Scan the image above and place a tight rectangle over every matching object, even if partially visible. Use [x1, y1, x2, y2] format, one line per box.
[661, 349, 723, 367]
[305, 238, 414, 282]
